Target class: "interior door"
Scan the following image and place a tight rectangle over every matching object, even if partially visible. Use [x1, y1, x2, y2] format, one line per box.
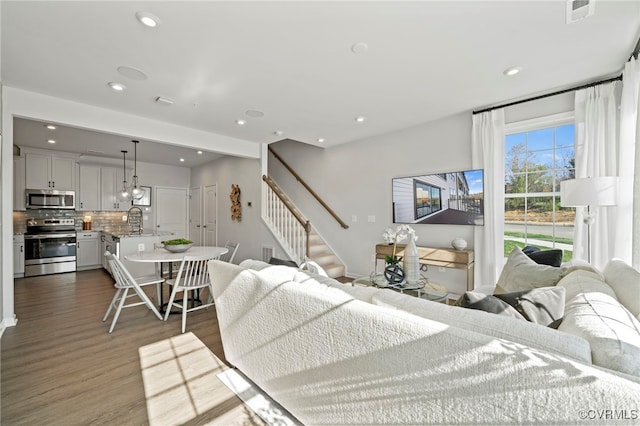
[156, 187, 189, 239]
[189, 186, 203, 246]
[204, 184, 217, 246]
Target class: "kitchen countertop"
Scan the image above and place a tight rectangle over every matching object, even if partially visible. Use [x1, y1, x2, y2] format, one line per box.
[100, 230, 174, 239]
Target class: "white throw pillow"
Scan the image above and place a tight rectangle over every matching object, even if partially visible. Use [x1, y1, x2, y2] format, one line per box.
[555, 269, 618, 303]
[496, 246, 567, 293]
[299, 259, 329, 277]
[603, 259, 640, 318]
[559, 290, 640, 377]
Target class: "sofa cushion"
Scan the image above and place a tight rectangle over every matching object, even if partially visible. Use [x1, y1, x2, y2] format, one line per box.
[455, 292, 526, 320]
[293, 271, 380, 303]
[603, 259, 640, 318]
[559, 290, 640, 377]
[496, 247, 568, 293]
[372, 290, 592, 364]
[494, 286, 565, 327]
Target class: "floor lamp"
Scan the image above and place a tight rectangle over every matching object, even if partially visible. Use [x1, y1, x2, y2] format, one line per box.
[560, 177, 618, 264]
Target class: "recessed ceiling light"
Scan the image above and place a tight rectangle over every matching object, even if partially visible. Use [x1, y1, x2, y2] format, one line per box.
[197, 150, 203, 155]
[355, 116, 366, 123]
[274, 130, 284, 137]
[108, 82, 126, 92]
[47, 139, 56, 144]
[503, 66, 522, 76]
[135, 12, 161, 28]
[317, 138, 325, 143]
[246, 110, 264, 118]
[45, 125, 56, 130]
[179, 158, 185, 162]
[236, 119, 246, 126]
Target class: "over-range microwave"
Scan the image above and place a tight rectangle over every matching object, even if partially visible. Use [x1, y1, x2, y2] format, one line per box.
[25, 189, 76, 210]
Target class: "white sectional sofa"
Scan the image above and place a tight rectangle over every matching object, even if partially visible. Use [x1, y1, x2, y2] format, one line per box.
[207, 258, 640, 425]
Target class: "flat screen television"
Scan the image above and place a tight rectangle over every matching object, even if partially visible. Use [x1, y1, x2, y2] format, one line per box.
[392, 169, 484, 226]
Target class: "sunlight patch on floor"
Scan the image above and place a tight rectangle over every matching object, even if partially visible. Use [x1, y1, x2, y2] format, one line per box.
[139, 332, 237, 425]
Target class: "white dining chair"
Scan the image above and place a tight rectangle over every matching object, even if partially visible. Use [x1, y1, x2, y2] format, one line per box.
[103, 251, 164, 333]
[163, 253, 217, 333]
[219, 241, 239, 263]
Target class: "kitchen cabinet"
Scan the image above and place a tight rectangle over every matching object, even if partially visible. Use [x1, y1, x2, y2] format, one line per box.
[78, 164, 101, 211]
[25, 153, 75, 190]
[77, 231, 101, 270]
[13, 235, 25, 278]
[13, 156, 26, 210]
[100, 167, 130, 211]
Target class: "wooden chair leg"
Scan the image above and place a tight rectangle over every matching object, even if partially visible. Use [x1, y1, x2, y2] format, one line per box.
[164, 286, 179, 322]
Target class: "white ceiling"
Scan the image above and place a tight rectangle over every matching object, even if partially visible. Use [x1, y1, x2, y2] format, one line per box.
[3, 1, 640, 160]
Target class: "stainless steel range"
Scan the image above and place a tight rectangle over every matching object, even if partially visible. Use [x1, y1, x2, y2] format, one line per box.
[24, 218, 77, 277]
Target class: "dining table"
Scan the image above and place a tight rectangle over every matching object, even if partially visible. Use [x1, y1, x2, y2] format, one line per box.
[125, 246, 229, 313]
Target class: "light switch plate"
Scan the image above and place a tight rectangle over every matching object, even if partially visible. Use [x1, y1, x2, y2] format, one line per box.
[368, 215, 376, 223]
[138, 243, 145, 252]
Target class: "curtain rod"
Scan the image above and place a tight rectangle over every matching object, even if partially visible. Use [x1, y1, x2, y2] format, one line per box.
[472, 74, 622, 115]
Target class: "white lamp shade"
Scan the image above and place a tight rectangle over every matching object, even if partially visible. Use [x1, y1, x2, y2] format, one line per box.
[560, 177, 619, 207]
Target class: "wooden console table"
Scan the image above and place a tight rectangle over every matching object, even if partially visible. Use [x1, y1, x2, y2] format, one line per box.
[375, 244, 475, 291]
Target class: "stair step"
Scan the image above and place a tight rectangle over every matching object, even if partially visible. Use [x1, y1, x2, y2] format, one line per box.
[311, 252, 336, 265]
[308, 244, 331, 256]
[322, 263, 345, 279]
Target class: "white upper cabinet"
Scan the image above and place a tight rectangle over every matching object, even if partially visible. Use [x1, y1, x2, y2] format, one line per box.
[100, 166, 130, 211]
[78, 164, 101, 211]
[25, 153, 75, 190]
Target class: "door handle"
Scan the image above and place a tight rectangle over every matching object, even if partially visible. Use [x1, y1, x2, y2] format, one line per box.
[52, 181, 55, 188]
[196, 225, 201, 227]
[203, 225, 207, 228]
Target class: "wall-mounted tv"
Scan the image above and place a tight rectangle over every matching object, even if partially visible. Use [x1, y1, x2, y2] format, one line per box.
[392, 169, 484, 226]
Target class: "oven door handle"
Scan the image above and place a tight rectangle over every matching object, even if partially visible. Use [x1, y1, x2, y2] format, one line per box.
[66, 242, 77, 246]
[25, 233, 77, 239]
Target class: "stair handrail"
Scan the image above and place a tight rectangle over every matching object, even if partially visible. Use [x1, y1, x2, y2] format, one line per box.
[268, 146, 349, 229]
[263, 175, 311, 234]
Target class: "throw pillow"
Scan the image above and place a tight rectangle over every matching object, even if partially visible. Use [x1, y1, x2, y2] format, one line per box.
[522, 245, 541, 255]
[526, 249, 563, 267]
[494, 286, 565, 327]
[268, 257, 298, 268]
[496, 246, 567, 293]
[299, 259, 329, 277]
[455, 292, 526, 320]
[603, 259, 640, 318]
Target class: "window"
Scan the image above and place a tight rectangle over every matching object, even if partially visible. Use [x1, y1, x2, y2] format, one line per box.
[504, 114, 575, 262]
[415, 181, 442, 219]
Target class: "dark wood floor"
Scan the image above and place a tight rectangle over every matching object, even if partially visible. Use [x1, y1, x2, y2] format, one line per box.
[1, 269, 252, 425]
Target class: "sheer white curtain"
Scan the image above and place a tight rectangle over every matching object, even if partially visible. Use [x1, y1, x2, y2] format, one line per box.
[619, 57, 640, 269]
[472, 109, 505, 288]
[573, 82, 619, 269]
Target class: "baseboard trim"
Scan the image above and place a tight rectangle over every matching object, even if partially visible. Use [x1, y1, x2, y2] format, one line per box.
[0, 315, 18, 337]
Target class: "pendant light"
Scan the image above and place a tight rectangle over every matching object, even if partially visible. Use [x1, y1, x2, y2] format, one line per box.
[131, 140, 145, 200]
[120, 150, 131, 201]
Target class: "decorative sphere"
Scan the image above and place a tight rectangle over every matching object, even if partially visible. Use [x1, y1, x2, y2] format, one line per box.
[384, 264, 405, 284]
[451, 237, 467, 251]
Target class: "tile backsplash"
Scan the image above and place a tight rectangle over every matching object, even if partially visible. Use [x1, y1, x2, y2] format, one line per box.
[13, 210, 151, 234]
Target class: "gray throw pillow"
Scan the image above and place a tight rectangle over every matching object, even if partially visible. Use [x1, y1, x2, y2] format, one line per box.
[496, 246, 567, 293]
[495, 286, 566, 327]
[455, 292, 526, 320]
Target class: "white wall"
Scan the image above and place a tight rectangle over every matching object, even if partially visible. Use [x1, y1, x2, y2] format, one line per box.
[269, 112, 475, 291]
[191, 154, 282, 263]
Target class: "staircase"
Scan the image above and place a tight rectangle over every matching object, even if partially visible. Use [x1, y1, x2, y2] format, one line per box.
[262, 175, 345, 278]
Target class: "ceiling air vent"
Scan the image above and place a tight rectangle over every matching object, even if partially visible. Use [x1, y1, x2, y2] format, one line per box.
[566, 0, 595, 24]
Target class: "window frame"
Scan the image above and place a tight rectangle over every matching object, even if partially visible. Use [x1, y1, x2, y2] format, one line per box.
[504, 111, 575, 253]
